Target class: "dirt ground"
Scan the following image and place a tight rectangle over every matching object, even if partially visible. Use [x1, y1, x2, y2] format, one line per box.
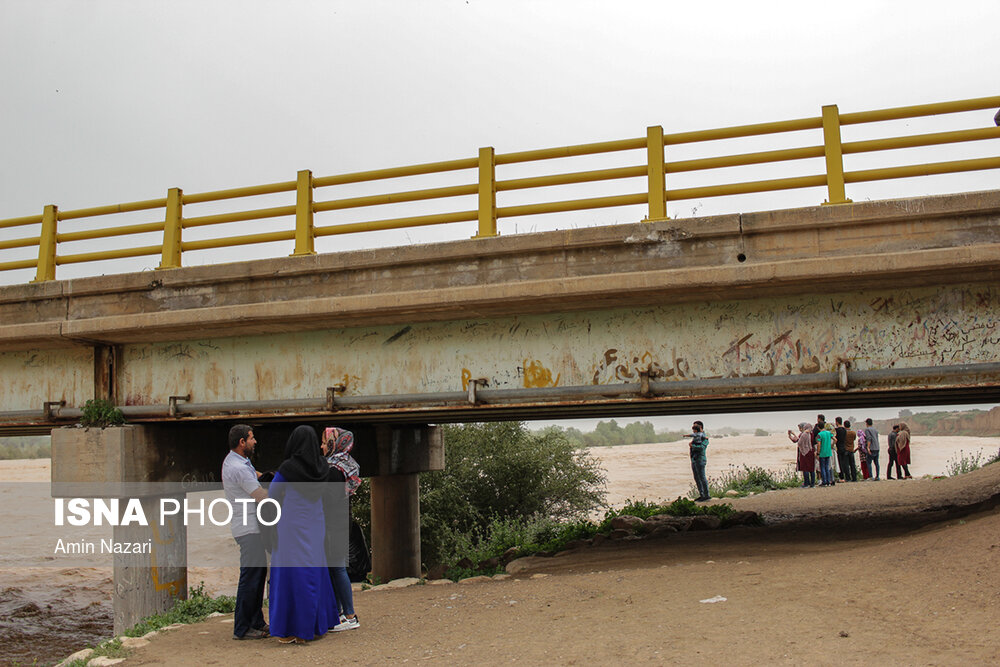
[115, 460, 1000, 666]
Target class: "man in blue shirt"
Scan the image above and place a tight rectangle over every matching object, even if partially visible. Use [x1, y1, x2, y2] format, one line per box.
[222, 424, 269, 640]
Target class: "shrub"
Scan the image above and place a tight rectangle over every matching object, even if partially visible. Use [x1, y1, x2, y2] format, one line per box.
[80, 398, 126, 427]
[753, 428, 769, 437]
[438, 514, 570, 579]
[693, 464, 801, 499]
[946, 449, 986, 476]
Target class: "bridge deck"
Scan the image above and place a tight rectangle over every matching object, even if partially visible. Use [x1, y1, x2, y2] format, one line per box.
[1, 190, 999, 428]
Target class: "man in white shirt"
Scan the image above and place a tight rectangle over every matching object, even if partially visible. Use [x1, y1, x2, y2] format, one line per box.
[221, 424, 269, 640]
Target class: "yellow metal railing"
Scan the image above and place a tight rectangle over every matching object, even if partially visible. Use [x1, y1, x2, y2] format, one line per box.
[1, 95, 998, 283]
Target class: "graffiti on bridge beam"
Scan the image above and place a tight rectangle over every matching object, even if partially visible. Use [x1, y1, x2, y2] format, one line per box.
[590, 349, 689, 385]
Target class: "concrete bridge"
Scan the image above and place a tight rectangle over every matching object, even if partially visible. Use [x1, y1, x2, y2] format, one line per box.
[3, 189, 999, 424]
[3, 189, 1000, 630]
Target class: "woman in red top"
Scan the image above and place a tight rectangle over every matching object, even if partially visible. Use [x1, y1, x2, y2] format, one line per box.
[895, 422, 913, 479]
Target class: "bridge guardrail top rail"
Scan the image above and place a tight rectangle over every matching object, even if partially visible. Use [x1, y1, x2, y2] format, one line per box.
[1, 95, 998, 284]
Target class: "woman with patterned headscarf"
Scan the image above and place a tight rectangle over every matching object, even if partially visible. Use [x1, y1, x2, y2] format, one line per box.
[856, 424, 871, 479]
[324, 427, 361, 495]
[895, 422, 913, 479]
[321, 427, 362, 632]
[788, 422, 816, 488]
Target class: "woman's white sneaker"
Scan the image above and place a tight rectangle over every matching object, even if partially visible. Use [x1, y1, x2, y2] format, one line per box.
[333, 616, 360, 631]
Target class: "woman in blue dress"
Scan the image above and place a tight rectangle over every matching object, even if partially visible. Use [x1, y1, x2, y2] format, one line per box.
[268, 425, 338, 643]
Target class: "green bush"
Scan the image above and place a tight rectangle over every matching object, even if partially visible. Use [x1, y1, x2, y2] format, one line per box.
[946, 449, 986, 476]
[693, 464, 801, 499]
[80, 398, 126, 428]
[439, 514, 569, 579]
[753, 428, 769, 437]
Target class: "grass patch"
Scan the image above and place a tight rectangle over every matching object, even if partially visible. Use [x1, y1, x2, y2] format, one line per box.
[58, 638, 127, 667]
[598, 497, 736, 528]
[122, 582, 235, 637]
[692, 464, 802, 499]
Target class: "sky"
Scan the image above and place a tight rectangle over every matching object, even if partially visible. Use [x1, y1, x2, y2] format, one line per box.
[2, 0, 998, 279]
[1, 0, 998, 429]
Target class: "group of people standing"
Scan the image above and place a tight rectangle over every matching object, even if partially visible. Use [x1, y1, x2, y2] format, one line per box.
[789, 414, 912, 487]
[221, 424, 363, 644]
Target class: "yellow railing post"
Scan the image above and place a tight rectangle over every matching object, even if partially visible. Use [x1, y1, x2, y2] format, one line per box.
[822, 104, 851, 205]
[476, 147, 497, 238]
[293, 169, 315, 255]
[158, 187, 183, 269]
[646, 125, 667, 220]
[33, 204, 58, 282]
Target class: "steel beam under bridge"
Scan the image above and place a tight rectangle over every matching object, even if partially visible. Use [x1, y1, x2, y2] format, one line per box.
[2, 190, 1000, 428]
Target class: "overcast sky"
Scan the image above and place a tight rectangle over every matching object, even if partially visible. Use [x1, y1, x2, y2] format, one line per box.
[2, 0, 998, 277]
[1, 1, 997, 427]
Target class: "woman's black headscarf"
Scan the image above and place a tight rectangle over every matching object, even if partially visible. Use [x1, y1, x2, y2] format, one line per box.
[277, 425, 329, 499]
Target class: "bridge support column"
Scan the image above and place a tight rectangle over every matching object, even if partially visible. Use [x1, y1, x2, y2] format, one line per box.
[366, 424, 444, 581]
[370, 473, 421, 581]
[111, 494, 187, 634]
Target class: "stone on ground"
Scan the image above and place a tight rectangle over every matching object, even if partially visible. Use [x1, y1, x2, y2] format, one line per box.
[56, 648, 93, 667]
[372, 577, 421, 590]
[118, 636, 150, 649]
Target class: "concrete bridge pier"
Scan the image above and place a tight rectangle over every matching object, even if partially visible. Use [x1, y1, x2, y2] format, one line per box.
[111, 494, 187, 634]
[370, 473, 421, 581]
[368, 424, 444, 581]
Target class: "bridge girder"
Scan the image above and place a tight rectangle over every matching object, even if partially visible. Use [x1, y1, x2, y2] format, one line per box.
[2, 190, 1000, 430]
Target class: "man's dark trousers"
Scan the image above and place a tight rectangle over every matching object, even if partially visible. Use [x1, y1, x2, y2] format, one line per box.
[234, 532, 268, 638]
[885, 447, 899, 479]
[838, 451, 857, 482]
